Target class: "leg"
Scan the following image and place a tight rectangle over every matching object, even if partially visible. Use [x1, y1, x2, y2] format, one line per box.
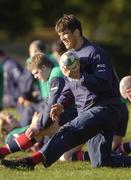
[59, 144, 84, 161]
[40, 105, 119, 167]
[6, 105, 131, 169]
[0, 133, 36, 159]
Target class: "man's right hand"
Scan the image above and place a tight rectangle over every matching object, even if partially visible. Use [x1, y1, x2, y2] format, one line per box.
[50, 103, 64, 121]
[25, 112, 41, 139]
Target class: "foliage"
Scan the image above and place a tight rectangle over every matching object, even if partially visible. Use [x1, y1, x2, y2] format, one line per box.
[0, 0, 130, 78]
[0, 0, 131, 40]
[0, 0, 33, 37]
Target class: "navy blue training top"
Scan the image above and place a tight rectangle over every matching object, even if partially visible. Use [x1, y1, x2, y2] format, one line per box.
[58, 38, 120, 113]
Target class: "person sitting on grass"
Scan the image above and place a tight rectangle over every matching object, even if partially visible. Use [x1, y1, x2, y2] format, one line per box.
[0, 52, 77, 163]
[51, 39, 67, 64]
[0, 111, 21, 143]
[0, 47, 24, 108]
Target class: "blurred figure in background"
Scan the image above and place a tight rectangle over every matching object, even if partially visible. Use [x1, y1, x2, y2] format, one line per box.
[17, 40, 46, 110]
[0, 111, 21, 143]
[51, 39, 67, 64]
[17, 40, 48, 127]
[28, 40, 46, 59]
[28, 39, 58, 67]
[0, 64, 3, 110]
[0, 47, 24, 108]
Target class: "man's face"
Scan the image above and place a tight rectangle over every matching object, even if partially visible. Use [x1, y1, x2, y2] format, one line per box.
[31, 66, 49, 81]
[32, 68, 44, 81]
[58, 29, 77, 50]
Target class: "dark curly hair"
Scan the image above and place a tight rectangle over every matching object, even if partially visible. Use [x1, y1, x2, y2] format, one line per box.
[55, 14, 83, 36]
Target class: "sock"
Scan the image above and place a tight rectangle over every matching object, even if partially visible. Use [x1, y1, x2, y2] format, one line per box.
[83, 151, 90, 161]
[72, 150, 90, 161]
[9, 133, 36, 153]
[77, 150, 84, 161]
[30, 151, 44, 165]
[34, 140, 44, 151]
[0, 145, 10, 157]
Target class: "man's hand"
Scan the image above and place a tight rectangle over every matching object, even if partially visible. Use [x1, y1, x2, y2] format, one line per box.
[50, 103, 64, 121]
[25, 127, 39, 139]
[25, 112, 41, 139]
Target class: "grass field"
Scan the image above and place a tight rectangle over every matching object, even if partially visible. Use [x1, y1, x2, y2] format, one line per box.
[0, 104, 131, 180]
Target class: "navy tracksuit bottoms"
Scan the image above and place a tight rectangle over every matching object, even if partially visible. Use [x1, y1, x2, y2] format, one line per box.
[39, 105, 131, 168]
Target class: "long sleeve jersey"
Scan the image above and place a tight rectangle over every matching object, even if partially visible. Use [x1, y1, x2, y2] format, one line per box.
[58, 38, 120, 113]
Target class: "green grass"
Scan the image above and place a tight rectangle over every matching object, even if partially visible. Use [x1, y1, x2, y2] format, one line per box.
[0, 104, 131, 180]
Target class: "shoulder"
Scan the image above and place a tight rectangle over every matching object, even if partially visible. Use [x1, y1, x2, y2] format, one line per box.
[50, 66, 63, 79]
[83, 39, 105, 55]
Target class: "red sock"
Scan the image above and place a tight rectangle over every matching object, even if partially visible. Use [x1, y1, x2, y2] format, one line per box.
[0, 144, 10, 157]
[15, 134, 36, 151]
[30, 152, 43, 165]
[77, 150, 84, 161]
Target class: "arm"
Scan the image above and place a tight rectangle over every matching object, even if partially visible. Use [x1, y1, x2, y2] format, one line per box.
[80, 48, 118, 94]
[25, 77, 65, 139]
[50, 79, 75, 121]
[57, 77, 75, 108]
[26, 113, 59, 139]
[38, 76, 66, 127]
[34, 121, 59, 138]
